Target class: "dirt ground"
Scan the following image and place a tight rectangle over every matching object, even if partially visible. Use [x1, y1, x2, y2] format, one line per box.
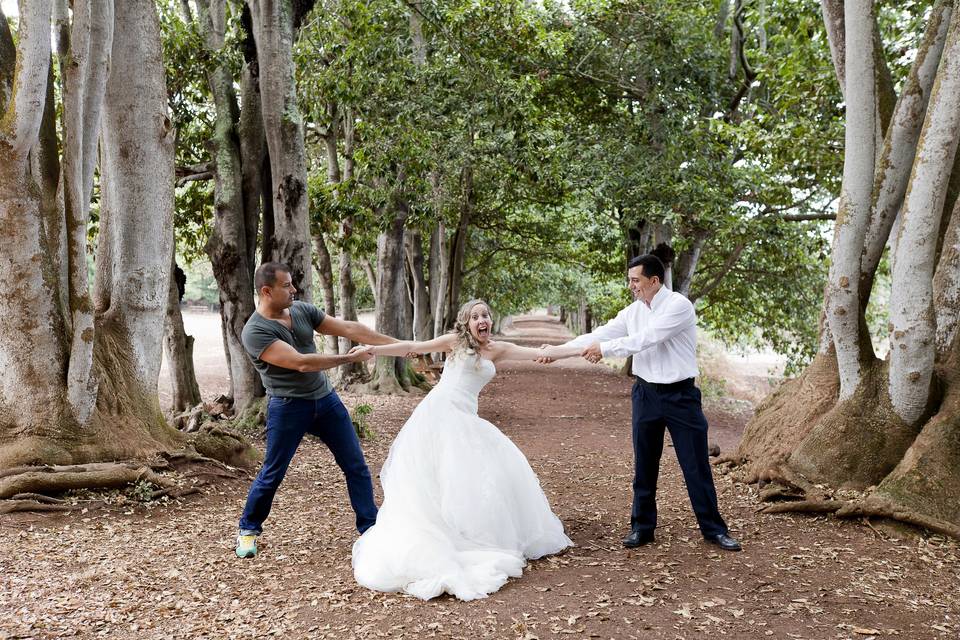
[3, 315, 959, 639]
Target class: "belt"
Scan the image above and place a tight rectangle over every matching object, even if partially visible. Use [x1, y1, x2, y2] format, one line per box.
[634, 377, 695, 392]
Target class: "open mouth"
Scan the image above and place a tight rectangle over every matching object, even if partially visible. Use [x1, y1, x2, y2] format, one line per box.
[476, 326, 490, 339]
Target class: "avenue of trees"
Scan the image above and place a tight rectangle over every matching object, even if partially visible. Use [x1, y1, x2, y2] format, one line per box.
[1, 0, 957, 536]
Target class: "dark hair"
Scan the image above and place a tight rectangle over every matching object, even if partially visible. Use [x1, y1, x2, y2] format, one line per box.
[254, 262, 291, 291]
[628, 254, 665, 282]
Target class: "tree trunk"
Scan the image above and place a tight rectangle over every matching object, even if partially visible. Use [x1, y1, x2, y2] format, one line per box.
[429, 220, 449, 338]
[728, 0, 960, 539]
[362, 257, 378, 309]
[405, 229, 433, 341]
[860, 0, 953, 307]
[313, 234, 338, 354]
[934, 197, 960, 355]
[195, 0, 262, 411]
[246, 0, 313, 301]
[336, 217, 369, 385]
[445, 164, 473, 327]
[888, 7, 960, 424]
[163, 258, 202, 414]
[825, 0, 877, 399]
[370, 204, 409, 394]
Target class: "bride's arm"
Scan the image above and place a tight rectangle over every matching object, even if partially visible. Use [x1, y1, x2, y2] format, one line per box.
[486, 341, 583, 363]
[363, 333, 457, 357]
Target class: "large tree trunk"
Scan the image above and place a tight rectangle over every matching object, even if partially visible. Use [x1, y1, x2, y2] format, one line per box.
[860, 0, 953, 307]
[163, 258, 202, 414]
[246, 0, 313, 300]
[195, 0, 262, 411]
[0, 0, 74, 461]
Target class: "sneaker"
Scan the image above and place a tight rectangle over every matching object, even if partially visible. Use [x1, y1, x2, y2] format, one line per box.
[236, 534, 257, 558]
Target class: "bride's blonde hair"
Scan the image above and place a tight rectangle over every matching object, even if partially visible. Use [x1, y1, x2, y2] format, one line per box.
[450, 298, 493, 358]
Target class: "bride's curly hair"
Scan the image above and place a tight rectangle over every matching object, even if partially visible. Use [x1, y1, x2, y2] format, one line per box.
[450, 298, 493, 358]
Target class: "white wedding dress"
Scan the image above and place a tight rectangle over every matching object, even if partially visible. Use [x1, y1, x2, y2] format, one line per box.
[352, 353, 572, 601]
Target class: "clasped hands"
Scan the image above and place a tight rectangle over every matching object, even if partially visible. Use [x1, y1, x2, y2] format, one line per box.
[534, 341, 602, 365]
[346, 345, 420, 362]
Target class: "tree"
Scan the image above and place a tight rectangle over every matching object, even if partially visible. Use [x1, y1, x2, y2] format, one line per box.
[728, 0, 960, 538]
[0, 1, 253, 493]
[165, 0, 265, 412]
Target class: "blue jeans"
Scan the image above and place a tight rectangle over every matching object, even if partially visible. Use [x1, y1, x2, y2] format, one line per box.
[630, 380, 728, 538]
[238, 392, 378, 535]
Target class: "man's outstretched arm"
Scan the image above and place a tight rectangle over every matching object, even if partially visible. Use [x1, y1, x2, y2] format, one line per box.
[316, 315, 399, 345]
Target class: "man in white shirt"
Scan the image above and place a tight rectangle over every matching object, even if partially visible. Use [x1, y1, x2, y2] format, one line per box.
[558, 253, 741, 551]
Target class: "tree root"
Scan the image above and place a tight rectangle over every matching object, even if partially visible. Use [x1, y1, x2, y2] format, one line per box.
[148, 486, 201, 501]
[758, 483, 806, 502]
[0, 462, 172, 499]
[0, 499, 105, 514]
[759, 497, 960, 539]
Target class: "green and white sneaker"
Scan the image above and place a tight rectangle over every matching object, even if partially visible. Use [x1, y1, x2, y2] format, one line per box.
[236, 533, 258, 558]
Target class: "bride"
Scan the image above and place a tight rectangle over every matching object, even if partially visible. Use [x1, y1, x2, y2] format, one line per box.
[351, 300, 581, 601]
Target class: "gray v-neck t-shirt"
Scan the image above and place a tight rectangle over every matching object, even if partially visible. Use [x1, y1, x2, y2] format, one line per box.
[241, 301, 334, 399]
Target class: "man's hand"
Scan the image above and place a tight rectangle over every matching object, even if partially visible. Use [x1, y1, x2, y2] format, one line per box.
[534, 343, 554, 364]
[348, 345, 374, 363]
[581, 341, 603, 364]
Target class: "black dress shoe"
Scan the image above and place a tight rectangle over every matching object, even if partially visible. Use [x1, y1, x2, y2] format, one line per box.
[704, 533, 742, 551]
[622, 529, 655, 548]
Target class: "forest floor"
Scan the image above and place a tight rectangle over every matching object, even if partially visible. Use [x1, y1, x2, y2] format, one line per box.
[2, 314, 959, 640]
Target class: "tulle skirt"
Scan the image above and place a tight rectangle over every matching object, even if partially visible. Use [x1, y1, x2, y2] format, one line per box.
[352, 388, 572, 601]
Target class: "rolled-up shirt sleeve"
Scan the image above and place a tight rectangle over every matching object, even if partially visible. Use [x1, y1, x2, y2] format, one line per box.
[563, 304, 633, 348]
[600, 298, 695, 357]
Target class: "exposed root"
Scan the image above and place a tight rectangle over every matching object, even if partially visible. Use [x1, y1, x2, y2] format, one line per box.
[758, 496, 960, 539]
[0, 500, 90, 514]
[0, 463, 171, 499]
[759, 500, 845, 514]
[147, 486, 202, 501]
[758, 483, 805, 502]
[9, 492, 67, 504]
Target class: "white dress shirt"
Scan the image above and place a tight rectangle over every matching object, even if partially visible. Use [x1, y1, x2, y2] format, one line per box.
[564, 286, 700, 384]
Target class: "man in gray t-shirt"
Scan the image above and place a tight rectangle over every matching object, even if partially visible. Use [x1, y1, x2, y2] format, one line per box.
[235, 262, 398, 559]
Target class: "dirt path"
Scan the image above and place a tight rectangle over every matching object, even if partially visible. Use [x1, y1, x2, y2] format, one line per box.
[3, 316, 959, 639]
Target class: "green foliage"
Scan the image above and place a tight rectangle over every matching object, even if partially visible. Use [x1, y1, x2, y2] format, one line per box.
[351, 403, 374, 439]
[155, 0, 933, 370]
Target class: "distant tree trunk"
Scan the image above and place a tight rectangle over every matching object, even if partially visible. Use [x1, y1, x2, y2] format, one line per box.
[445, 163, 473, 326]
[164, 258, 202, 414]
[362, 257, 378, 309]
[405, 229, 433, 341]
[246, 0, 314, 300]
[313, 233, 338, 354]
[370, 203, 410, 394]
[429, 219, 450, 338]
